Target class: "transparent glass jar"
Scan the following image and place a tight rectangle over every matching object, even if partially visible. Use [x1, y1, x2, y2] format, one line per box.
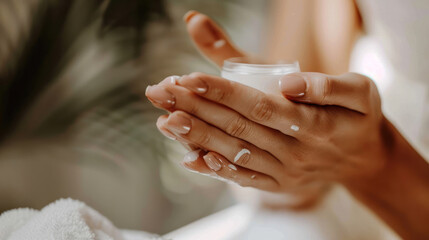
[221, 57, 300, 95]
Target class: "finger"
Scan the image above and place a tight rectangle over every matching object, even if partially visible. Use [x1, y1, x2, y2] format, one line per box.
[180, 149, 212, 175]
[149, 79, 297, 161]
[183, 151, 279, 192]
[160, 111, 285, 178]
[157, 115, 199, 151]
[184, 10, 245, 67]
[177, 72, 309, 137]
[158, 75, 182, 86]
[279, 72, 378, 114]
[156, 115, 177, 140]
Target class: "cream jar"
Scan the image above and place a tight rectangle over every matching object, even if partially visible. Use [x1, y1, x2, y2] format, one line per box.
[221, 57, 305, 207]
[221, 57, 300, 95]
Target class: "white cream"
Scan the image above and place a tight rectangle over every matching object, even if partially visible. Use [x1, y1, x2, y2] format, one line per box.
[250, 175, 256, 179]
[234, 148, 251, 163]
[291, 125, 300, 132]
[183, 149, 201, 163]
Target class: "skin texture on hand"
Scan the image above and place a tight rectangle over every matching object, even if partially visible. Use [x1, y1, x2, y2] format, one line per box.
[181, 11, 330, 207]
[184, 10, 245, 67]
[146, 8, 429, 239]
[147, 72, 429, 240]
[146, 9, 429, 240]
[147, 71, 387, 186]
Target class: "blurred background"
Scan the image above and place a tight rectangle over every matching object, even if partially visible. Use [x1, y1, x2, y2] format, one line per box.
[0, 0, 268, 234]
[1, 0, 426, 238]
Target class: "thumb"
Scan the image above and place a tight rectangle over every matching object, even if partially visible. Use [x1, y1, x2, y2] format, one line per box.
[184, 10, 245, 67]
[279, 72, 378, 114]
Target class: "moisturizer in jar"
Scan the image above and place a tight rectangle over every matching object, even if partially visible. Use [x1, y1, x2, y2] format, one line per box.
[221, 57, 300, 95]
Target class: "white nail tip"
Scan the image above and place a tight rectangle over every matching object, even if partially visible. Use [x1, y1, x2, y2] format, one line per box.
[228, 164, 237, 171]
[145, 85, 152, 95]
[234, 149, 251, 163]
[166, 135, 176, 140]
[183, 149, 201, 163]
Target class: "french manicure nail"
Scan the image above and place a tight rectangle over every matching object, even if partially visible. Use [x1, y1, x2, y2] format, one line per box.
[203, 154, 222, 171]
[165, 114, 191, 135]
[159, 128, 176, 140]
[145, 85, 176, 106]
[279, 75, 307, 97]
[183, 149, 201, 163]
[181, 163, 199, 173]
[145, 85, 152, 95]
[184, 10, 199, 23]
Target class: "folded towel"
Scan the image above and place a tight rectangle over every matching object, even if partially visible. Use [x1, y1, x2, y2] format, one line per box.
[0, 199, 125, 240]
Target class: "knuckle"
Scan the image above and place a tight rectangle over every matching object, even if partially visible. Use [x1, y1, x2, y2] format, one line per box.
[251, 96, 275, 122]
[225, 116, 250, 137]
[187, 104, 198, 116]
[186, 95, 199, 115]
[212, 87, 228, 103]
[321, 76, 333, 105]
[349, 73, 377, 111]
[197, 130, 212, 146]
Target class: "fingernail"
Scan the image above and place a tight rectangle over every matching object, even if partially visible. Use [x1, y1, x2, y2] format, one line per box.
[203, 154, 222, 171]
[183, 149, 201, 163]
[178, 76, 208, 94]
[169, 75, 181, 84]
[181, 163, 199, 173]
[145, 85, 152, 95]
[184, 10, 199, 23]
[145, 85, 176, 107]
[159, 128, 176, 140]
[279, 75, 307, 97]
[165, 114, 191, 135]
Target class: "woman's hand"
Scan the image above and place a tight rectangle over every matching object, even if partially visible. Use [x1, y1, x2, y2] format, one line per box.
[146, 69, 390, 193]
[147, 10, 429, 240]
[183, 10, 246, 67]
[154, 11, 330, 206]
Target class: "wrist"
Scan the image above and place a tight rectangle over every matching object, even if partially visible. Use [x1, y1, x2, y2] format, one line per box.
[344, 118, 429, 239]
[344, 117, 398, 191]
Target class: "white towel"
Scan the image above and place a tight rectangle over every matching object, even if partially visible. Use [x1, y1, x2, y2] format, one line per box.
[0, 199, 125, 240]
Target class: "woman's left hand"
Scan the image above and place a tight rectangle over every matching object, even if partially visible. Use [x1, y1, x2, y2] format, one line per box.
[146, 71, 391, 192]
